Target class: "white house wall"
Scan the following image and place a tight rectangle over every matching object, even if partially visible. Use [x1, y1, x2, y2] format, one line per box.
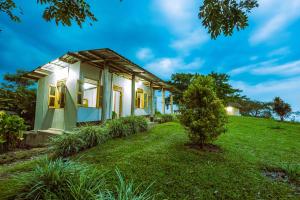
[34, 62, 80, 131]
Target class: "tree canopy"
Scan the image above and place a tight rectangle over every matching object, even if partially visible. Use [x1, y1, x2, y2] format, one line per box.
[272, 97, 292, 121]
[0, 0, 258, 39]
[0, 70, 36, 128]
[167, 72, 243, 106]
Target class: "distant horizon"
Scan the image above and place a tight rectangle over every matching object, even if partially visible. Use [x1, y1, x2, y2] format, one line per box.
[1, 0, 300, 110]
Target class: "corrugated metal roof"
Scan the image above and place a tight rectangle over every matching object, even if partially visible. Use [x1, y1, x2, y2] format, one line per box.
[24, 48, 176, 91]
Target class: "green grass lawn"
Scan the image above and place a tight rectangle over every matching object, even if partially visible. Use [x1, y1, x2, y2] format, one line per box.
[0, 116, 299, 199]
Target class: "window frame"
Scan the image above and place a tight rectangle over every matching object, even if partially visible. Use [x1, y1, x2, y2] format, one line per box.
[56, 80, 66, 109]
[48, 84, 56, 108]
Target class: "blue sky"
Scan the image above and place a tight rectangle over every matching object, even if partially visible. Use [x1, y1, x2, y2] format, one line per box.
[1, 0, 300, 110]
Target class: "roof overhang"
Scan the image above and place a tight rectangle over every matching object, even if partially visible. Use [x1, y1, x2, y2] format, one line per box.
[24, 48, 176, 91]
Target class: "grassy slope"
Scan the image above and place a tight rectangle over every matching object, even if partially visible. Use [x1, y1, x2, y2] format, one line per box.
[0, 116, 299, 199]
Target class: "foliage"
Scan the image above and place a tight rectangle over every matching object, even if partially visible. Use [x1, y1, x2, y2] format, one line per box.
[13, 158, 154, 200]
[99, 169, 154, 200]
[0, 69, 36, 128]
[1, 1, 257, 38]
[154, 114, 174, 124]
[168, 72, 243, 106]
[180, 76, 227, 147]
[208, 72, 244, 104]
[1, 117, 300, 199]
[50, 126, 109, 158]
[167, 73, 195, 105]
[50, 133, 85, 157]
[76, 125, 109, 148]
[199, 0, 258, 39]
[272, 97, 292, 121]
[16, 158, 106, 200]
[0, 0, 20, 23]
[0, 111, 26, 152]
[107, 116, 148, 138]
[237, 98, 273, 118]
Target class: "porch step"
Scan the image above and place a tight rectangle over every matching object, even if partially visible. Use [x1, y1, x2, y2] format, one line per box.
[24, 129, 63, 147]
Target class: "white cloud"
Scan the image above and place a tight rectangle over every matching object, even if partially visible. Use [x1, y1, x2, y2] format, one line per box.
[231, 76, 300, 110]
[252, 60, 300, 76]
[136, 48, 154, 61]
[145, 57, 203, 79]
[268, 47, 290, 57]
[250, 0, 300, 44]
[229, 59, 278, 76]
[153, 0, 208, 53]
[170, 29, 209, 54]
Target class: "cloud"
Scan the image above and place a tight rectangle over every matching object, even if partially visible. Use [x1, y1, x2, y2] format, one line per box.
[136, 48, 154, 61]
[170, 28, 209, 54]
[231, 76, 300, 110]
[153, 0, 208, 53]
[267, 47, 290, 57]
[252, 60, 300, 76]
[229, 59, 278, 76]
[250, 0, 300, 44]
[145, 57, 204, 79]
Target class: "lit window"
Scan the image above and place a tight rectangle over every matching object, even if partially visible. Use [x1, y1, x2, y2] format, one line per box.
[56, 80, 66, 108]
[136, 88, 144, 109]
[48, 85, 56, 108]
[81, 78, 98, 108]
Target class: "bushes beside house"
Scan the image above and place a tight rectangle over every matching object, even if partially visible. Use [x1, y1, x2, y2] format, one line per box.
[51, 116, 148, 158]
[0, 111, 27, 153]
[13, 158, 154, 200]
[154, 114, 175, 124]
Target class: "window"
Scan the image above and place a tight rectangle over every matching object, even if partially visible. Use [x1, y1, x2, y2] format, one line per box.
[135, 88, 144, 109]
[56, 81, 66, 108]
[48, 85, 56, 108]
[79, 78, 98, 108]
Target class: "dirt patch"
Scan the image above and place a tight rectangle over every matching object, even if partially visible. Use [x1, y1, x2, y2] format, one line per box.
[185, 143, 222, 153]
[262, 167, 300, 195]
[0, 147, 48, 165]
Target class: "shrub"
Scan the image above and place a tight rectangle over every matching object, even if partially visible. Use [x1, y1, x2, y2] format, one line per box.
[50, 126, 110, 158]
[76, 125, 109, 148]
[0, 111, 26, 152]
[107, 116, 148, 138]
[122, 116, 148, 133]
[16, 158, 105, 200]
[180, 76, 227, 147]
[50, 133, 85, 157]
[14, 159, 154, 200]
[107, 119, 131, 138]
[154, 114, 174, 123]
[98, 169, 155, 200]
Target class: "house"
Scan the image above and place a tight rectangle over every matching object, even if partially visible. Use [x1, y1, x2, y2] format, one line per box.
[226, 102, 241, 116]
[24, 48, 175, 133]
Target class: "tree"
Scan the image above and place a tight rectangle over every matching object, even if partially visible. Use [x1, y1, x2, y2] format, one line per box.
[272, 97, 292, 121]
[208, 72, 244, 104]
[167, 73, 195, 105]
[199, 0, 258, 39]
[168, 72, 243, 106]
[238, 98, 273, 118]
[0, 69, 36, 128]
[1, 0, 258, 39]
[180, 76, 227, 148]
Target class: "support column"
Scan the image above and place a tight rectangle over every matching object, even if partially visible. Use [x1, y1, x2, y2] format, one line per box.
[170, 93, 173, 114]
[161, 88, 165, 114]
[131, 74, 136, 116]
[149, 83, 154, 118]
[101, 64, 110, 121]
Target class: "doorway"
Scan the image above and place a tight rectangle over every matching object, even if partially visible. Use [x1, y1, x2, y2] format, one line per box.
[113, 85, 122, 118]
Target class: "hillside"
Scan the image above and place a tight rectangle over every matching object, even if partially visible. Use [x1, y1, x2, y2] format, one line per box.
[0, 116, 299, 199]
